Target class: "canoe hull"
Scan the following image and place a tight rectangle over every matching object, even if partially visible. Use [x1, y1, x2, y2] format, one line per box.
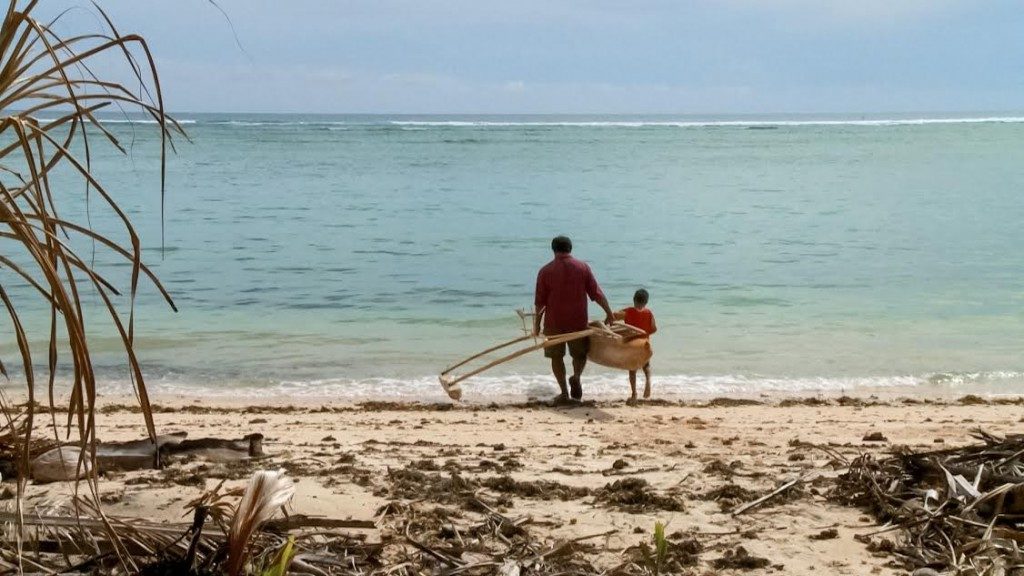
[587, 335, 652, 371]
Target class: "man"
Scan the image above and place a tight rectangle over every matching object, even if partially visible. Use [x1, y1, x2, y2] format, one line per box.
[534, 235, 615, 402]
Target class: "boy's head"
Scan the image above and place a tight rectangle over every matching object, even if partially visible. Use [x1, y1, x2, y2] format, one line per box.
[633, 288, 649, 307]
[551, 235, 572, 254]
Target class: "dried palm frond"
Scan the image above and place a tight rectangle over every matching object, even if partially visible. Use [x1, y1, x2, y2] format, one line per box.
[833, 430, 1024, 575]
[226, 469, 295, 576]
[0, 0, 180, 570]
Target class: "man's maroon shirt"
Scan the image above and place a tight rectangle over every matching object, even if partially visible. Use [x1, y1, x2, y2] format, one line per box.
[535, 253, 605, 335]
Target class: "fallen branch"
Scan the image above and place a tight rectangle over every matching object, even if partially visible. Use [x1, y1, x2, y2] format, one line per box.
[731, 477, 805, 516]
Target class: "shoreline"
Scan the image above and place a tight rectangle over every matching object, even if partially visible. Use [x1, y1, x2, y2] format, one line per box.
[25, 388, 1021, 412]
[9, 373, 1024, 408]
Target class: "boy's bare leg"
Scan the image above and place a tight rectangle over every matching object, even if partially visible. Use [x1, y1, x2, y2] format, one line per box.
[642, 364, 652, 398]
[551, 357, 569, 400]
[628, 370, 638, 402]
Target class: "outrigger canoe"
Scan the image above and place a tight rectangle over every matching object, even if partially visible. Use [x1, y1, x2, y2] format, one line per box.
[439, 313, 652, 400]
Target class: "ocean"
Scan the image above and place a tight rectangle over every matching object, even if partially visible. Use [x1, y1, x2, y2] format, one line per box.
[2, 113, 1023, 401]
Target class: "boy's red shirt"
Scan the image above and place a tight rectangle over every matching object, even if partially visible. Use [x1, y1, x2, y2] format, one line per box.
[623, 307, 655, 335]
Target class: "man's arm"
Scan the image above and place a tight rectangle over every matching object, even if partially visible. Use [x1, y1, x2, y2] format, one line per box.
[584, 265, 615, 325]
[647, 314, 658, 336]
[534, 271, 546, 337]
[595, 294, 615, 326]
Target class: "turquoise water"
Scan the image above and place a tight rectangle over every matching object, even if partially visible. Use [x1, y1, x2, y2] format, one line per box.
[2, 113, 1023, 399]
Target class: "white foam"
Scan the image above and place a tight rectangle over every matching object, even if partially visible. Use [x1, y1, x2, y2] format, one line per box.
[77, 370, 1024, 402]
[35, 118, 197, 125]
[387, 117, 1024, 128]
[35, 116, 1024, 129]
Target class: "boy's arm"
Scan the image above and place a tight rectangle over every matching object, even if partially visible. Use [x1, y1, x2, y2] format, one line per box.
[647, 314, 657, 336]
[613, 309, 627, 321]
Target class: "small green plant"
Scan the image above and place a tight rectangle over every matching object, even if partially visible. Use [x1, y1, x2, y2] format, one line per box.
[639, 520, 669, 575]
[653, 521, 668, 568]
[259, 536, 296, 576]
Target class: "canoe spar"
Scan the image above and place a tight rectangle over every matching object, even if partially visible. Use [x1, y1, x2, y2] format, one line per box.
[438, 327, 598, 400]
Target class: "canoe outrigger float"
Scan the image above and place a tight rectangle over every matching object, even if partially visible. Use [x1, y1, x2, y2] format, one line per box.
[439, 310, 653, 400]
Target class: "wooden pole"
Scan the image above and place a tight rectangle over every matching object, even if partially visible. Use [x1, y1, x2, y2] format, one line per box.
[439, 327, 598, 399]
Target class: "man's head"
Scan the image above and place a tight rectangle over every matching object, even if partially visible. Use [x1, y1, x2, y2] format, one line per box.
[633, 288, 649, 307]
[551, 235, 572, 254]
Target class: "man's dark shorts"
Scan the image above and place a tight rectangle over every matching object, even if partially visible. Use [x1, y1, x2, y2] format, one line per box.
[544, 335, 590, 360]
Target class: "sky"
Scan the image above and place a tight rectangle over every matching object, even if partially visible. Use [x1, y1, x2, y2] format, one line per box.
[39, 0, 1024, 114]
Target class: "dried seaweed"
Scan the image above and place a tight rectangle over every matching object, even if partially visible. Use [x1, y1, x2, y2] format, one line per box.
[832, 430, 1024, 574]
[594, 477, 684, 512]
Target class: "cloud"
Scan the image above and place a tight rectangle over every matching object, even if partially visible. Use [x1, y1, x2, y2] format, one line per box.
[716, 0, 972, 25]
[37, 0, 1024, 114]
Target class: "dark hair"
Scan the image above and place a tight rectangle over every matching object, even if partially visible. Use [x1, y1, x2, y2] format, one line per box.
[551, 235, 572, 253]
[633, 288, 649, 305]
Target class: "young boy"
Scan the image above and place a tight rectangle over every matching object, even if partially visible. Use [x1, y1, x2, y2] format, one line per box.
[615, 288, 657, 402]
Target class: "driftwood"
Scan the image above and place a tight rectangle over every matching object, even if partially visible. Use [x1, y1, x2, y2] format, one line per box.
[161, 433, 264, 461]
[30, 446, 92, 483]
[731, 477, 805, 516]
[26, 432, 266, 481]
[96, 431, 188, 471]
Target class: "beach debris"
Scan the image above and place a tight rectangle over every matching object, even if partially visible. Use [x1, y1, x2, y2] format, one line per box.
[20, 432, 264, 483]
[832, 429, 1024, 574]
[482, 475, 591, 501]
[0, 483, 378, 576]
[226, 469, 295, 576]
[95, 432, 187, 471]
[702, 483, 758, 511]
[958, 394, 989, 405]
[710, 546, 772, 570]
[615, 522, 703, 574]
[31, 446, 91, 483]
[594, 477, 684, 512]
[0, 407, 58, 480]
[703, 458, 744, 477]
[809, 528, 839, 540]
[862, 431, 888, 442]
[162, 433, 265, 462]
[705, 398, 763, 407]
[731, 477, 807, 516]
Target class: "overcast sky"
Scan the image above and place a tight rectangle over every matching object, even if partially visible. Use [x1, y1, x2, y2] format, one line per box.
[42, 1, 1024, 114]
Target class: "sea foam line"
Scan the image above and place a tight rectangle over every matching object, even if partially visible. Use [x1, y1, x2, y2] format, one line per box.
[387, 117, 1024, 128]
[80, 371, 1024, 401]
[34, 117, 1024, 129]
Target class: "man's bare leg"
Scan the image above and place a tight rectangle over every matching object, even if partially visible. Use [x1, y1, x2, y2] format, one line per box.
[572, 355, 586, 381]
[569, 355, 586, 400]
[551, 357, 569, 400]
[628, 370, 638, 404]
[642, 364, 652, 399]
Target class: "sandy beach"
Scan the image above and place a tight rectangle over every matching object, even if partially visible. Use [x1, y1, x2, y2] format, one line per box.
[10, 393, 1020, 575]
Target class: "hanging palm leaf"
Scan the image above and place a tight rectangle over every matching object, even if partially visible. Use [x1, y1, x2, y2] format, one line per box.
[0, 0, 181, 567]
